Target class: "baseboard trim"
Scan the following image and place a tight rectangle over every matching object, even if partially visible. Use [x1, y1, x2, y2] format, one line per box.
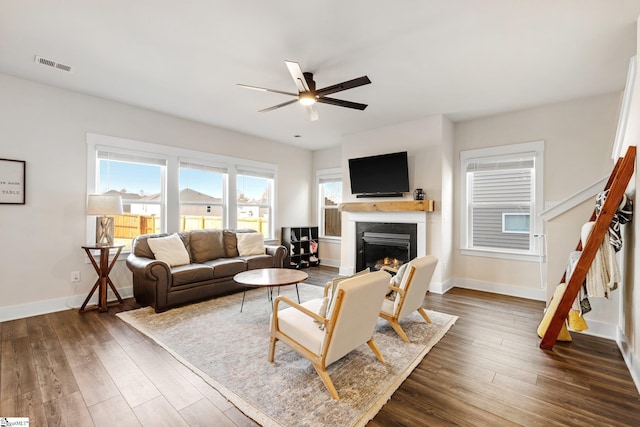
[429, 278, 454, 294]
[453, 277, 547, 301]
[318, 259, 340, 268]
[617, 327, 640, 394]
[0, 287, 134, 322]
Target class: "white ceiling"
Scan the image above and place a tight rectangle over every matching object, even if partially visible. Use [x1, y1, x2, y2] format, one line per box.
[2, 1, 640, 150]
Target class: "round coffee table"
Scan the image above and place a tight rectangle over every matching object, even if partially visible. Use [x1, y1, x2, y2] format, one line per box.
[234, 268, 309, 312]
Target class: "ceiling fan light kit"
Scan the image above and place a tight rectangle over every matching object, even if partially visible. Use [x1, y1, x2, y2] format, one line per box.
[238, 60, 371, 121]
[298, 93, 316, 105]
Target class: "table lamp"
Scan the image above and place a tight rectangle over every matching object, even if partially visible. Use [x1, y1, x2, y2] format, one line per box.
[86, 194, 123, 246]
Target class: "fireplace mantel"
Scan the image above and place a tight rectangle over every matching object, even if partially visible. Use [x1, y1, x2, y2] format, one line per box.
[339, 200, 434, 213]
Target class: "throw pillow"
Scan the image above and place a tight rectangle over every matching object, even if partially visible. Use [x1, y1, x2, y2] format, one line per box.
[147, 233, 190, 267]
[391, 262, 409, 287]
[236, 232, 265, 256]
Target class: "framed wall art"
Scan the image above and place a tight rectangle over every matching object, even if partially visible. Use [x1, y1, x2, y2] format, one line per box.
[0, 158, 26, 204]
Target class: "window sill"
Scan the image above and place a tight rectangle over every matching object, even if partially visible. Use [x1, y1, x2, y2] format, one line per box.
[319, 236, 342, 242]
[460, 248, 544, 263]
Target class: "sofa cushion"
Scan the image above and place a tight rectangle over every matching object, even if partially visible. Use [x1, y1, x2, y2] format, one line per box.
[190, 229, 226, 263]
[204, 258, 247, 278]
[170, 264, 214, 286]
[236, 232, 265, 256]
[147, 233, 190, 267]
[223, 231, 239, 257]
[242, 254, 274, 270]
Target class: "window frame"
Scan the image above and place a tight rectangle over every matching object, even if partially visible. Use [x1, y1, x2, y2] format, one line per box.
[316, 168, 342, 239]
[459, 141, 544, 262]
[87, 133, 278, 248]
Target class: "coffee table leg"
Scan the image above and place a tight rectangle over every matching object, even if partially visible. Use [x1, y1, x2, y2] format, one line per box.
[295, 284, 300, 303]
[240, 289, 247, 312]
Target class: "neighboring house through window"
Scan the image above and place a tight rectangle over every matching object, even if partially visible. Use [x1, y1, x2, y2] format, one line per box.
[317, 168, 342, 238]
[460, 141, 544, 261]
[179, 161, 227, 231]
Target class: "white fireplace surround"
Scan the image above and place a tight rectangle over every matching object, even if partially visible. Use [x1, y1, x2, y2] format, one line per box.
[340, 211, 427, 276]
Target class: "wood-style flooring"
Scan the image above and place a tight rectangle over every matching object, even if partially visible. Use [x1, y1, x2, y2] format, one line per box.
[1, 265, 639, 426]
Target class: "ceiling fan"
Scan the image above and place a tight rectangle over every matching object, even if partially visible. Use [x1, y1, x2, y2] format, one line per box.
[237, 60, 371, 121]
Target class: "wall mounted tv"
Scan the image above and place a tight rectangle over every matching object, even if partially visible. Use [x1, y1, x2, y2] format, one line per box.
[348, 151, 410, 198]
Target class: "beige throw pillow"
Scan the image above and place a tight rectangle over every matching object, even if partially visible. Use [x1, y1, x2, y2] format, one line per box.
[147, 233, 190, 267]
[236, 232, 265, 256]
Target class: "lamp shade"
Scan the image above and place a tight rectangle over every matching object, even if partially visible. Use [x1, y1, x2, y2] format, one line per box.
[86, 194, 123, 215]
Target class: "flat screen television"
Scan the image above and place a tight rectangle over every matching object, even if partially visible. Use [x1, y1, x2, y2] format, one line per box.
[348, 151, 410, 197]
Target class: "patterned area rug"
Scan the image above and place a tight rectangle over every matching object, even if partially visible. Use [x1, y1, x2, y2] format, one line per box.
[117, 283, 457, 427]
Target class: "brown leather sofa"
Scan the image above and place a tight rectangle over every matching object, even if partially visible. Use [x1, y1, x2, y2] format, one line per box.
[126, 229, 287, 312]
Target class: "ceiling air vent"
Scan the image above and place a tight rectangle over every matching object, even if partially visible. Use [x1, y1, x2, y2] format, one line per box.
[34, 55, 73, 73]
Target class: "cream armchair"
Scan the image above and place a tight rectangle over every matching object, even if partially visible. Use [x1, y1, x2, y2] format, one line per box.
[380, 255, 438, 343]
[268, 270, 390, 400]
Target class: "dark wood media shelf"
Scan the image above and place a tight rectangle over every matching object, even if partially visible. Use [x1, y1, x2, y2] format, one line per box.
[281, 226, 320, 269]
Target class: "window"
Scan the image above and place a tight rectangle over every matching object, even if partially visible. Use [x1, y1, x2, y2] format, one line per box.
[179, 161, 227, 231]
[96, 150, 166, 249]
[236, 169, 274, 238]
[87, 133, 277, 247]
[317, 169, 342, 238]
[460, 141, 543, 260]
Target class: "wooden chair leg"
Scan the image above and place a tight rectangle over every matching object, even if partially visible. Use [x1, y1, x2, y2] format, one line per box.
[268, 336, 277, 362]
[312, 364, 339, 400]
[389, 320, 411, 343]
[366, 338, 385, 364]
[417, 307, 432, 323]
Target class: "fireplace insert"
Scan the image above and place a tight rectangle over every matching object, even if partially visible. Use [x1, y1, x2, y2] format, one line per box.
[356, 222, 417, 272]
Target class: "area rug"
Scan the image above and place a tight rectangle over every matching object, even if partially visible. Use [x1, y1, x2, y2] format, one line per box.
[117, 284, 457, 427]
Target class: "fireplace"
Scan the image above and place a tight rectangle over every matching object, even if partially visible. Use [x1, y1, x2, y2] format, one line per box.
[356, 222, 417, 272]
[341, 210, 427, 277]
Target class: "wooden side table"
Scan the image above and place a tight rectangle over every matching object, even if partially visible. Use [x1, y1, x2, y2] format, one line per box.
[80, 244, 125, 312]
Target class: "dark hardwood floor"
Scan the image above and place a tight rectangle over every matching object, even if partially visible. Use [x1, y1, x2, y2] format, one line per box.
[1, 265, 639, 426]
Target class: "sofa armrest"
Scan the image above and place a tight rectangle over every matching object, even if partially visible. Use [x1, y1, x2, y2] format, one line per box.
[265, 244, 288, 268]
[126, 253, 171, 281]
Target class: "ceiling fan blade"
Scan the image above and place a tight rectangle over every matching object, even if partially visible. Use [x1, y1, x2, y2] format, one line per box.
[316, 76, 371, 97]
[316, 97, 368, 110]
[285, 60, 310, 92]
[237, 83, 297, 97]
[259, 99, 298, 112]
[306, 104, 319, 121]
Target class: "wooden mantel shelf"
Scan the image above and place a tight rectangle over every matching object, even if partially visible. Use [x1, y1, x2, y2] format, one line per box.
[339, 200, 435, 213]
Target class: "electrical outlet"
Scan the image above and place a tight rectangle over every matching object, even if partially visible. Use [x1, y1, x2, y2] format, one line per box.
[71, 271, 81, 282]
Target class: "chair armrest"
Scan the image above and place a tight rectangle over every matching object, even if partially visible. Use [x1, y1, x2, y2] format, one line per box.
[265, 244, 288, 268]
[387, 284, 403, 293]
[273, 295, 328, 325]
[126, 253, 170, 281]
[323, 281, 334, 297]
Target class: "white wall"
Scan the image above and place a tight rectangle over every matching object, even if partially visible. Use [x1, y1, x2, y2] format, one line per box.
[453, 93, 621, 310]
[0, 73, 312, 320]
[620, 27, 640, 390]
